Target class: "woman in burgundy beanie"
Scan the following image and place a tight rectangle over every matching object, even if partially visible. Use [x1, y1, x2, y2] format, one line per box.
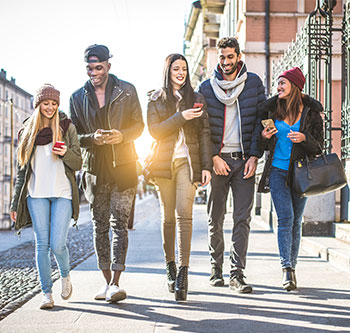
[258, 67, 324, 291]
[10, 84, 82, 309]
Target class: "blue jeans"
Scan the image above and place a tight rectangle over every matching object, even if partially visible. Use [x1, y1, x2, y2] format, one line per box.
[27, 197, 72, 294]
[270, 167, 307, 269]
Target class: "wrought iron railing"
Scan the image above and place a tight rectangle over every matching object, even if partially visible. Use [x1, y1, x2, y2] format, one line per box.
[341, 0, 350, 159]
[271, 0, 334, 153]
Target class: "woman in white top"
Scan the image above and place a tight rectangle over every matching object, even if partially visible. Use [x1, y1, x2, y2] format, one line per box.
[10, 84, 82, 309]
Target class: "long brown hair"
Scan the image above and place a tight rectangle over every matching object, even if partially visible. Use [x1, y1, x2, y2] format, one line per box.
[275, 82, 303, 124]
[162, 53, 194, 110]
[17, 103, 62, 168]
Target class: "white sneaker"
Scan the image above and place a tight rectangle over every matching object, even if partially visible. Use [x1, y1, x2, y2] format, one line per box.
[94, 285, 109, 300]
[61, 275, 73, 300]
[40, 293, 54, 309]
[106, 285, 127, 303]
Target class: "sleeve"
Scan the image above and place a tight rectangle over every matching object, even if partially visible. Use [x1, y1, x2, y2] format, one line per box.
[249, 79, 267, 158]
[300, 110, 324, 155]
[197, 95, 213, 171]
[10, 163, 26, 212]
[147, 100, 186, 141]
[60, 124, 83, 171]
[119, 85, 144, 143]
[68, 95, 95, 148]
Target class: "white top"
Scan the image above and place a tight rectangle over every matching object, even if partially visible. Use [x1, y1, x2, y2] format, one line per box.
[28, 143, 72, 199]
[173, 91, 188, 160]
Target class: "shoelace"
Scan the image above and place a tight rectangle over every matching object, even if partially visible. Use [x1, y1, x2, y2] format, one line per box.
[167, 263, 176, 280]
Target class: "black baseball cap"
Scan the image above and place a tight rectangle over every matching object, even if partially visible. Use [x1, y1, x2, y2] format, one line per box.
[84, 44, 112, 63]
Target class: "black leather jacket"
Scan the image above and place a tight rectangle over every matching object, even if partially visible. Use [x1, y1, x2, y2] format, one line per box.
[69, 74, 144, 175]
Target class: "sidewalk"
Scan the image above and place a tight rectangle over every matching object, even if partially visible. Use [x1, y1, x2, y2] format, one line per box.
[1, 196, 349, 332]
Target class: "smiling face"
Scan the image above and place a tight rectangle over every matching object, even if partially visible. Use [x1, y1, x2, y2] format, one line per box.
[218, 47, 241, 78]
[86, 56, 111, 88]
[40, 99, 58, 120]
[170, 59, 187, 91]
[277, 77, 292, 99]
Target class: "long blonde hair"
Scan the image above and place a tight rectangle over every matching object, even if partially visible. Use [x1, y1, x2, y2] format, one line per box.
[17, 103, 62, 168]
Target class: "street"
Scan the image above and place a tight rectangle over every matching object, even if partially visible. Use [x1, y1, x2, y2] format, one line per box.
[0, 194, 349, 332]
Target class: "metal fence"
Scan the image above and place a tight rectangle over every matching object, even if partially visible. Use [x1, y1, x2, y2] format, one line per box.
[271, 0, 334, 153]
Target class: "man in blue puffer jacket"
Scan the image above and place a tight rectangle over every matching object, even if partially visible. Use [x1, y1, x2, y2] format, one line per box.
[198, 37, 266, 293]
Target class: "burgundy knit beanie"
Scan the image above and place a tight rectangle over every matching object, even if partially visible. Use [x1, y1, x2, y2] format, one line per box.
[34, 84, 60, 108]
[278, 67, 306, 91]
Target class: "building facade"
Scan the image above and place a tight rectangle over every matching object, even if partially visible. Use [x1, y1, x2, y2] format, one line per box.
[0, 69, 33, 229]
[184, 0, 345, 234]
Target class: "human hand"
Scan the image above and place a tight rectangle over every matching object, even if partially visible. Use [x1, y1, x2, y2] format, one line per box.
[243, 156, 258, 179]
[287, 130, 305, 143]
[213, 156, 231, 176]
[52, 144, 67, 156]
[182, 108, 203, 120]
[262, 126, 278, 139]
[103, 129, 124, 144]
[10, 211, 16, 222]
[94, 129, 106, 145]
[201, 170, 212, 186]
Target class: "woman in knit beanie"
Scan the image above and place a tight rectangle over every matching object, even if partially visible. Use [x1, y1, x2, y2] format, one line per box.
[258, 67, 324, 291]
[10, 84, 82, 309]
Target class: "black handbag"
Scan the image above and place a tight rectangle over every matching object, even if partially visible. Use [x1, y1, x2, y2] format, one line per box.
[293, 151, 347, 197]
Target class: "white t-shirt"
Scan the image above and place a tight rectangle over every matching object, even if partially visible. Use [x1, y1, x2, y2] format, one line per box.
[28, 143, 72, 199]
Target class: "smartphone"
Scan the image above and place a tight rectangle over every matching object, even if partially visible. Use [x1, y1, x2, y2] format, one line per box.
[53, 141, 65, 149]
[100, 129, 113, 135]
[193, 103, 203, 110]
[261, 119, 276, 130]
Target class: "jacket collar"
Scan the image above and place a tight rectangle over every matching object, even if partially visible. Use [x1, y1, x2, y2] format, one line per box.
[259, 94, 323, 114]
[83, 74, 124, 101]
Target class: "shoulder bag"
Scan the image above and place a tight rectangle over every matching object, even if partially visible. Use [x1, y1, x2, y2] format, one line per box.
[293, 148, 347, 197]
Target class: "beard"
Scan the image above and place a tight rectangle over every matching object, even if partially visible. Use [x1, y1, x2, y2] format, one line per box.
[222, 59, 239, 75]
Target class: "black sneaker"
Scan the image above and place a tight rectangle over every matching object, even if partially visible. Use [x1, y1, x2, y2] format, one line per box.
[229, 272, 252, 293]
[209, 266, 224, 287]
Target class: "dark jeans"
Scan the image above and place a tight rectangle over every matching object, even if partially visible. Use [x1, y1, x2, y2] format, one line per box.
[207, 157, 255, 274]
[270, 167, 307, 269]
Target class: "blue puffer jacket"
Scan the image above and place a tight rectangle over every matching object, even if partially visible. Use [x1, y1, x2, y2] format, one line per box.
[198, 62, 266, 158]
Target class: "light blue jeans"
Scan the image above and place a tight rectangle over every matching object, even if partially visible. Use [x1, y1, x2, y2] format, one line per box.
[27, 197, 72, 294]
[270, 167, 307, 269]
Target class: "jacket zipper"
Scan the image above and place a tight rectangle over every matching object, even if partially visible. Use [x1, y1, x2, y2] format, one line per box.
[107, 88, 130, 167]
[219, 105, 227, 155]
[236, 101, 245, 159]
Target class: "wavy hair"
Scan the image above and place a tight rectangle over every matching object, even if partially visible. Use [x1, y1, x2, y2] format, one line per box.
[17, 103, 62, 168]
[275, 81, 304, 124]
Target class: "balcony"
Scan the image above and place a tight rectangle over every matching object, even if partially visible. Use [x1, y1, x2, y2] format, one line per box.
[200, 0, 225, 14]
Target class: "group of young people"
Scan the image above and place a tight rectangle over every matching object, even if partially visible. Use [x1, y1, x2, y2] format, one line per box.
[10, 37, 324, 309]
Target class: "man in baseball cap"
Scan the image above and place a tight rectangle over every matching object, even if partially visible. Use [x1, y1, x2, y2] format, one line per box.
[84, 44, 113, 63]
[69, 45, 144, 304]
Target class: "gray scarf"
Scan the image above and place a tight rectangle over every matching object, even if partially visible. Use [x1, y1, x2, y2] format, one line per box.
[210, 66, 247, 106]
